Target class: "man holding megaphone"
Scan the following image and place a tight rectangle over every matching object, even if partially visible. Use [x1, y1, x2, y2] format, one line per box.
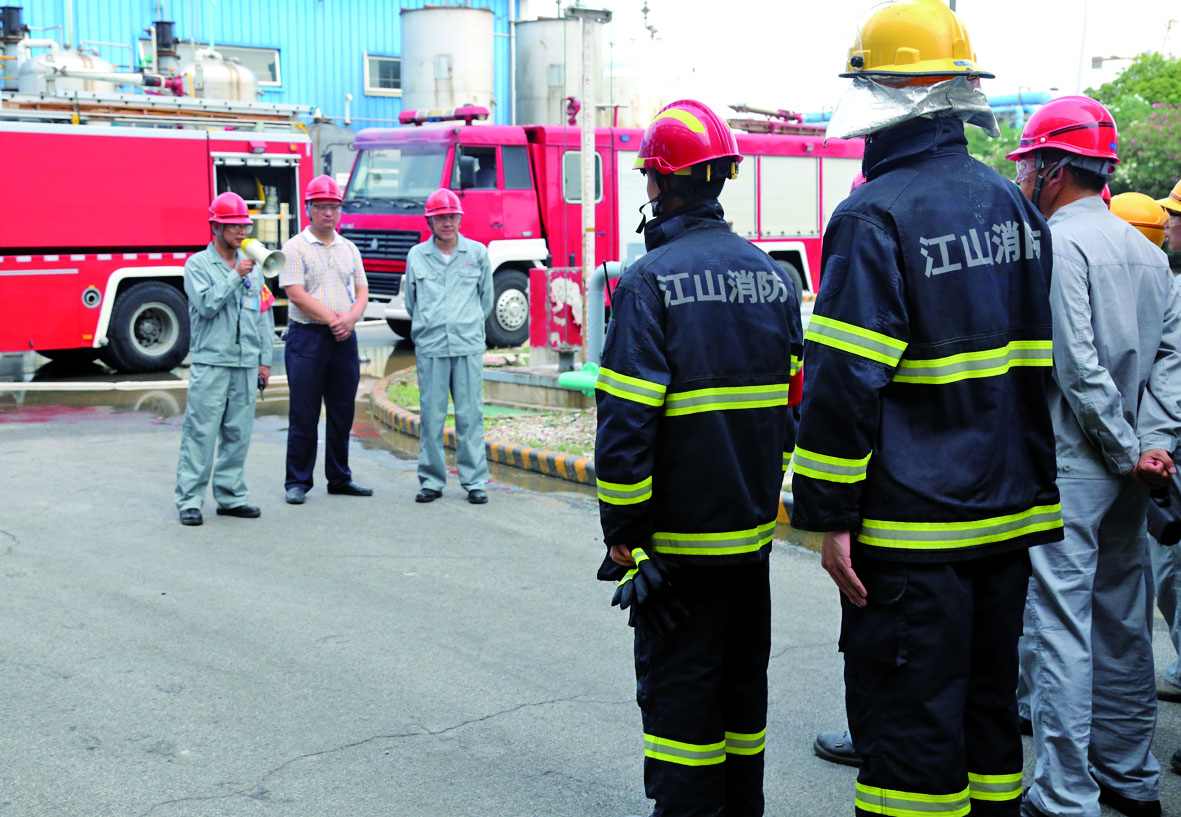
[175, 191, 275, 526]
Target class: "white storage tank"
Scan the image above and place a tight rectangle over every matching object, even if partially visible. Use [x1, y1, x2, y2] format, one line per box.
[17, 48, 116, 94]
[401, 6, 495, 114]
[178, 49, 260, 101]
[515, 17, 609, 126]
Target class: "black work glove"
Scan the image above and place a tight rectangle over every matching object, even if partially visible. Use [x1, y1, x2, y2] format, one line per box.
[611, 547, 666, 609]
[628, 592, 690, 640]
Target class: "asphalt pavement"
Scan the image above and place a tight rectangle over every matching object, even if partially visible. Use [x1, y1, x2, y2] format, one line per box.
[1, 371, 1180, 815]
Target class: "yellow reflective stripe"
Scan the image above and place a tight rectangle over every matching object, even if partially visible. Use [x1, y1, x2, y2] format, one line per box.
[616, 567, 637, 587]
[631, 547, 650, 565]
[653, 108, 707, 133]
[664, 383, 792, 417]
[855, 782, 971, 817]
[806, 315, 907, 367]
[968, 772, 1022, 802]
[597, 475, 653, 505]
[595, 367, 667, 407]
[725, 729, 766, 755]
[894, 340, 1053, 384]
[791, 354, 802, 377]
[644, 733, 726, 766]
[860, 503, 1064, 550]
[782, 449, 793, 472]
[651, 520, 776, 556]
[792, 446, 872, 484]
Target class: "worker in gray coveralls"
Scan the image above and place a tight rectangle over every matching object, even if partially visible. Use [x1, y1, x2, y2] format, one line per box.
[403, 187, 493, 505]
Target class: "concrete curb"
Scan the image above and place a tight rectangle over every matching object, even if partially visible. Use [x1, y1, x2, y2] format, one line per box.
[368, 373, 597, 487]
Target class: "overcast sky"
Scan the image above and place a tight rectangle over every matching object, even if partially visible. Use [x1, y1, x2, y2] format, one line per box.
[578, 0, 1180, 122]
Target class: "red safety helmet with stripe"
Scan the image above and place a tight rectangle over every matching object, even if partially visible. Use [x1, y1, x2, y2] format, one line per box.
[1005, 95, 1119, 169]
[633, 99, 742, 179]
[305, 174, 344, 203]
[425, 188, 463, 217]
[208, 191, 253, 225]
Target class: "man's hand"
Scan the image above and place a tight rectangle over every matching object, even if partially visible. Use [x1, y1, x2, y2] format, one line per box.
[329, 311, 358, 341]
[235, 257, 255, 278]
[609, 544, 635, 567]
[821, 530, 867, 607]
[259, 365, 271, 389]
[1132, 448, 1177, 489]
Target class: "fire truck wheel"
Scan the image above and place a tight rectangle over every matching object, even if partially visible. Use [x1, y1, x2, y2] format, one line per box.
[386, 318, 413, 340]
[485, 269, 530, 348]
[776, 259, 805, 304]
[101, 281, 191, 374]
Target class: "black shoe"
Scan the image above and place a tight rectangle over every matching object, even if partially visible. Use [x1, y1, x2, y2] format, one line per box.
[1097, 781, 1162, 817]
[179, 508, 203, 526]
[216, 504, 260, 518]
[814, 730, 861, 767]
[1157, 678, 1181, 702]
[1020, 715, 1033, 735]
[328, 481, 373, 496]
[467, 489, 488, 505]
[1171, 748, 1181, 776]
[285, 487, 307, 505]
[416, 488, 442, 503]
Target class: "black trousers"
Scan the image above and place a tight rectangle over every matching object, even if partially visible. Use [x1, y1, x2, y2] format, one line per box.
[284, 322, 359, 491]
[634, 558, 771, 817]
[843, 549, 1030, 817]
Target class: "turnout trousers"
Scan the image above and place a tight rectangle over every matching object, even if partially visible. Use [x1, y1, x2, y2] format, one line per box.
[284, 322, 360, 491]
[1020, 474, 1158, 817]
[415, 354, 489, 493]
[843, 549, 1029, 817]
[634, 558, 770, 817]
[175, 363, 257, 511]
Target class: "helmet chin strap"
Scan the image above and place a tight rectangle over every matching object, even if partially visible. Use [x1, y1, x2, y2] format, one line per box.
[1031, 154, 1073, 212]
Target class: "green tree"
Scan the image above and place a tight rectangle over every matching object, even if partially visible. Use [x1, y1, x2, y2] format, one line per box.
[965, 120, 1021, 180]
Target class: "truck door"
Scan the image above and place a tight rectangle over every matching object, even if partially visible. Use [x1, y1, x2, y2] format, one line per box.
[452, 145, 503, 241]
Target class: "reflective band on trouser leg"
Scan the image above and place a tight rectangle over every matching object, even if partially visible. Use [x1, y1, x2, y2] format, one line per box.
[663, 383, 792, 417]
[725, 729, 765, 756]
[893, 340, 1053, 385]
[792, 446, 871, 483]
[967, 771, 1022, 802]
[595, 366, 667, 407]
[597, 475, 653, 505]
[650, 520, 776, 556]
[644, 734, 726, 766]
[855, 782, 971, 817]
[858, 504, 1063, 551]
[805, 315, 907, 366]
[783, 449, 793, 472]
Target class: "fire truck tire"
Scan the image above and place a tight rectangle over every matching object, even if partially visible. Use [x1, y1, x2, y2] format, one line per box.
[101, 281, 191, 374]
[776, 259, 805, 303]
[386, 318, 413, 340]
[485, 269, 530, 348]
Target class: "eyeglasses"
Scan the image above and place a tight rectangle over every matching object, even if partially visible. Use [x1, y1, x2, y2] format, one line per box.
[310, 202, 342, 212]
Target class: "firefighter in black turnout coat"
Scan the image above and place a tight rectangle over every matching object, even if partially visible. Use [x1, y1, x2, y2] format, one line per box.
[595, 99, 804, 817]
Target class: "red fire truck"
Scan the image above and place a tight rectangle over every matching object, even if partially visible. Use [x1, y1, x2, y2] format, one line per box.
[340, 105, 864, 347]
[0, 91, 313, 372]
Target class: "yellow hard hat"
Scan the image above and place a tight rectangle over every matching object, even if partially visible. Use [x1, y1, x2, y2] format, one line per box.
[1110, 192, 1168, 248]
[1158, 179, 1181, 216]
[842, 0, 994, 79]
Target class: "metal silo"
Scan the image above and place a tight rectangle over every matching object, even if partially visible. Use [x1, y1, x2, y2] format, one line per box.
[400, 6, 496, 114]
[514, 17, 603, 126]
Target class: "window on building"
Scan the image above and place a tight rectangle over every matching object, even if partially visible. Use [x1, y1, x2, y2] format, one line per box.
[364, 53, 401, 97]
[136, 40, 281, 86]
[562, 151, 603, 204]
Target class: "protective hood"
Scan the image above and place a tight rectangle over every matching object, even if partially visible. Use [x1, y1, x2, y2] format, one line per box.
[825, 75, 999, 141]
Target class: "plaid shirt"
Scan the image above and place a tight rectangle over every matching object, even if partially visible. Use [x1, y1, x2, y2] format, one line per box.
[279, 227, 368, 325]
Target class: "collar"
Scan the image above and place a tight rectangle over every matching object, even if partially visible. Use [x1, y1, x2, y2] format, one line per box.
[302, 226, 338, 246]
[643, 199, 729, 252]
[427, 235, 466, 258]
[1047, 194, 1109, 227]
[862, 116, 969, 181]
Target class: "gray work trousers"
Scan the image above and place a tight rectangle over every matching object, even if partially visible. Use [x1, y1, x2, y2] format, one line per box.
[415, 354, 488, 493]
[1019, 474, 1159, 817]
[1150, 538, 1181, 687]
[175, 363, 257, 511]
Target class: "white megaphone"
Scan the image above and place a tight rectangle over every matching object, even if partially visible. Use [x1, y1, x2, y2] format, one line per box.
[240, 238, 285, 279]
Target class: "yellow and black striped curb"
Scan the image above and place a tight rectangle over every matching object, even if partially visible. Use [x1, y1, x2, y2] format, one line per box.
[368, 374, 596, 487]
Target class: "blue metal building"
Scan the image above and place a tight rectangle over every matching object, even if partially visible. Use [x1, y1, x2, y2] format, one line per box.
[5, 0, 517, 126]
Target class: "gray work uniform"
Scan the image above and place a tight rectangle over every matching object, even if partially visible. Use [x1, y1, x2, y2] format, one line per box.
[1020, 196, 1181, 817]
[403, 234, 493, 493]
[1152, 274, 1181, 691]
[175, 243, 275, 511]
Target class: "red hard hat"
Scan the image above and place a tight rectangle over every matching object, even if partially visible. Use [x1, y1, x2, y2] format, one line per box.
[425, 188, 463, 217]
[633, 99, 743, 176]
[305, 174, 343, 203]
[1005, 95, 1119, 167]
[209, 191, 253, 225]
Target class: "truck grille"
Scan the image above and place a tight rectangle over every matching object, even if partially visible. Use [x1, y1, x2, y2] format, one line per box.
[339, 228, 420, 262]
[366, 271, 402, 298]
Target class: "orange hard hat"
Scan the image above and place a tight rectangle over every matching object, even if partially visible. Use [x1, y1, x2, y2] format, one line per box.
[1110, 192, 1168, 248]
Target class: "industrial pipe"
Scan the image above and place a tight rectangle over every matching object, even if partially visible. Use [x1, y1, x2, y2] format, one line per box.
[586, 260, 625, 365]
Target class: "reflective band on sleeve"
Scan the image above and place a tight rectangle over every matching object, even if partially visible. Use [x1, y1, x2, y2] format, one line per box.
[855, 782, 971, 817]
[859, 503, 1063, 550]
[644, 733, 726, 766]
[651, 520, 776, 556]
[595, 367, 667, 407]
[791, 354, 802, 377]
[792, 446, 872, 484]
[805, 315, 907, 367]
[664, 383, 792, 417]
[616, 567, 637, 587]
[968, 771, 1022, 802]
[782, 449, 793, 472]
[725, 729, 766, 756]
[597, 475, 653, 505]
[631, 547, 649, 564]
[894, 340, 1053, 384]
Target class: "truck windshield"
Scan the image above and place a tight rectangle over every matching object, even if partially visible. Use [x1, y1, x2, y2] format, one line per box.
[345, 145, 448, 203]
